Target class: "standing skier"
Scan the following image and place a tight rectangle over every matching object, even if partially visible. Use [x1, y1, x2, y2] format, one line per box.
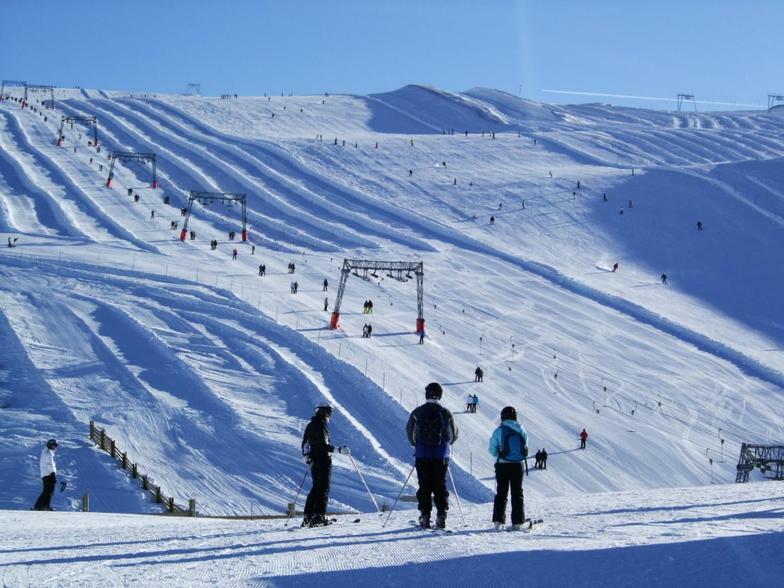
[322, 278, 328, 291]
[301, 405, 348, 527]
[489, 406, 528, 530]
[33, 439, 58, 511]
[580, 428, 588, 449]
[406, 382, 458, 529]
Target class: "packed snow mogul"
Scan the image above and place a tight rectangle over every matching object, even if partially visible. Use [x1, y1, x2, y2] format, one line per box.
[405, 382, 458, 529]
[489, 406, 528, 530]
[301, 405, 348, 527]
[33, 439, 58, 511]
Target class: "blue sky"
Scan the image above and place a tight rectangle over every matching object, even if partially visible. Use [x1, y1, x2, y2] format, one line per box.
[1, 0, 780, 109]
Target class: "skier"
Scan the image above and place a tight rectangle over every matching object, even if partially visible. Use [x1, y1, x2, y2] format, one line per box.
[580, 428, 588, 449]
[535, 449, 542, 469]
[301, 405, 348, 527]
[419, 331, 425, 344]
[466, 394, 473, 412]
[603, 193, 608, 202]
[366, 324, 372, 338]
[7, 236, 13, 248]
[367, 300, 373, 314]
[697, 221, 703, 231]
[362, 324, 369, 338]
[541, 448, 548, 469]
[474, 367, 484, 382]
[472, 394, 479, 413]
[150, 210, 155, 219]
[629, 199, 634, 209]
[259, 264, 265, 276]
[618, 207, 624, 215]
[33, 439, 58, 511]
[612, 262, 619, 273]
[293, 281, 298, 294]
[232, 249, 238, 261]
[323, 278, 328, 292]
[489, 406, 528, 530]
[406, 382, 458, 529]
[251, 245, 255, 255]
[490, 216, 495, 225]
[661, 273, 668, 285]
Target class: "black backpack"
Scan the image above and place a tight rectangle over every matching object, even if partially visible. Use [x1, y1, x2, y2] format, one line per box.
[417, 404, 447, 446]
[498, 426, 526, 462]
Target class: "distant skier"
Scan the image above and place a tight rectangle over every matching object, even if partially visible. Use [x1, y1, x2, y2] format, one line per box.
[259, 264, 265, 277]
[612, 262, 619, 272]
[324, 297, 329, 312]
[541, 448, 548, 469]
[33, 439, 58, 511]
[474, 367, 484, 382]
[232, 248, 238, 261]
[628, 199, 634, 209]
[301, 405, 348, 527]
[418, 331, 425, 344]
[472, 394, 479, 413]
[406, 382, 458, 529]
[697, 221, 703, 231]
[489, 406, 528, 530]
[323, 278, 328, 292]
[661, 273, 668, 285]
[618, 207, 624, 215]
[150, 210, 155, 219]
[535, 449, 542, 469]
[466, 394, 474, 412]
[366, 324, 372, 338]
[580, 428, 588, 450]
[490, 216, 495, 225]
[251, 245, 255, 255]
[603, 193, 608, 202]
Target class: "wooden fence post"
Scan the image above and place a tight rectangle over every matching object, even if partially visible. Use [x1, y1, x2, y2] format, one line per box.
[110, 439, 116, 458]
[122, 452, 127, 470]
[189, 499, 197, 517]
[89, 420, 95, 441]
[132, 463, 138, 478]
[155, 486, 162, 503]
[168, 497, 174, 512]
[142, 475, 148, 490]
[81, 492, 89, 512]
[100, 429, 105, 451]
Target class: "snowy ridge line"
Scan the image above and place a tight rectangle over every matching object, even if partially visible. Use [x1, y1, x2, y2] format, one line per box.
[88, 420, 189, 514]
[128, 98, 435, 252]
[0, 107, 159, 253]
[364, 95, 444, 132]
[139, 98, 438, 252]
[92, 98, 364, 251]
[69, 99, 341, 251]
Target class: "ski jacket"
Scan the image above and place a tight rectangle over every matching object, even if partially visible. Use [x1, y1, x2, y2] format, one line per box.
[580, 430, 588, 441]
[302, 416, 334, 460]
[406, 400, 458, 459]
[39, 447, 56, 478]
[489, 420, 528, 464]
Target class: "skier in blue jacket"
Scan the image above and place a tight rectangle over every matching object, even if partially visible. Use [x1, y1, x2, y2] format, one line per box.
[488, 406, 528, 530]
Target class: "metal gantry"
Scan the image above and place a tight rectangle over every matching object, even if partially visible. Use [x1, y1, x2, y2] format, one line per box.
[768, 94, 784, 111]
[57, 115, 98, 146]
[330, 258, 425, 334]
[106, 151, 157, 189]
[677, 93, 697, 112]
[735, 443, 784, 482]
[26, 83, 55, 109]
[0, 80, 27, 106]
[180, 191, 247, 242]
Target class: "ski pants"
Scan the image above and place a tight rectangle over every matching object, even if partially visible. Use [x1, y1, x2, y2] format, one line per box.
[304, 456, 331, 517]
[415, 458, 449, 515]
[34, 473, 56, 511]
[492, 462, 524, 524]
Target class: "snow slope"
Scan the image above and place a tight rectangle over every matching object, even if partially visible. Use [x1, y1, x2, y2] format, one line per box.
[1, 84, 783, 534]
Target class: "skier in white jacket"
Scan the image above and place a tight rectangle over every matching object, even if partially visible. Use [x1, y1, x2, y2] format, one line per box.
[33, 439, 58, 511]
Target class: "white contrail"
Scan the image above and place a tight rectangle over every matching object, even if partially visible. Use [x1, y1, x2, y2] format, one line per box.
[541, 89, 763, 109]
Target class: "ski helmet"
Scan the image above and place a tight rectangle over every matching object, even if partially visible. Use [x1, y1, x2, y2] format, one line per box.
[425, 382, 443, 399]
[46, 439, 59, 449]
[500, 406, 517, 421]
[315, 405, 333, 419]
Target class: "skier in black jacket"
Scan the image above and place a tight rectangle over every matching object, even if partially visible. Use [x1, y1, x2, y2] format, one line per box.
[301, 405, 347, 527]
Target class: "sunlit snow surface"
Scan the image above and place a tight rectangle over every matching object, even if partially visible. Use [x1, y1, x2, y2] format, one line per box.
[1, 86, 783, 584]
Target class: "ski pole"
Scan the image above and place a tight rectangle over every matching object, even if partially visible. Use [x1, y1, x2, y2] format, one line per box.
[447, 465, 467, 527]
[382, 464, 416, 528]
[347, 452, 381, 513]
[285, 464, 309, 527]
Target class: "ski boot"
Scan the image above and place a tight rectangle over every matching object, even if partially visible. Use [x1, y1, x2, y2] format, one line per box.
[435, 512, 447, 530]
[418, 512, 431, 529]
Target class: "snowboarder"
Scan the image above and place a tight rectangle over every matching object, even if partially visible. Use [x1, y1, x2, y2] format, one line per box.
[474, 367, 484, 382]
[661, 273, 668, 285]
[489, 406, 528, 530]
[406, 382, 458, 529]
[580, 428, 588, 449]
[301, 405, 348, 527]
[33, 439, 58, 511]
[612, 262, 619, 273]
[323, 278, 328, 291]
